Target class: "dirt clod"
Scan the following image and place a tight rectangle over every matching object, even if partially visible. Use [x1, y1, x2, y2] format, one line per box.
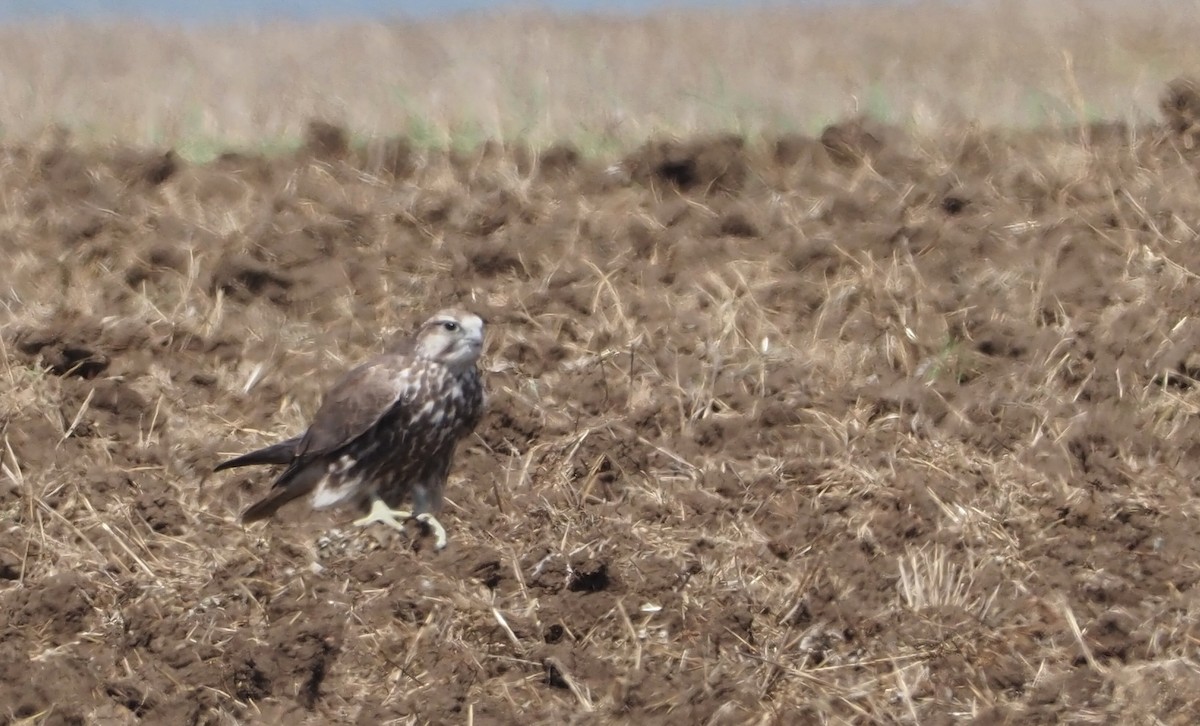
[6, 95, 1200, 723]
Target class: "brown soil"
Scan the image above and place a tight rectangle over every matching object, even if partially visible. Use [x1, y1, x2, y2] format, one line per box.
[6, 90, 1200, 723]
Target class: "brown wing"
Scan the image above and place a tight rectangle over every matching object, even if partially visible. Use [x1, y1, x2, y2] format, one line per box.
[213, 436, 302, 471]
[295, 354, 425, 460]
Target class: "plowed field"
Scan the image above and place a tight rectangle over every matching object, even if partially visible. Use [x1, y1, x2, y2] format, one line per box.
[6, 85, 1200, 723]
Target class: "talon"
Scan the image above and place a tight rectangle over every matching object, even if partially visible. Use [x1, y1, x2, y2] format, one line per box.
[415, 513, 448, 550]
[353, 498, 412, 533]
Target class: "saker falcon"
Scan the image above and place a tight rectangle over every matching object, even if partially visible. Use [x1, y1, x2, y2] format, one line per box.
[214, 308, 486, 549]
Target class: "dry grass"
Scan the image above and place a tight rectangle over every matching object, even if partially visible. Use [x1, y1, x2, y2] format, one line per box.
[0, 0, 1196, 156]
[3, 2, 1200, 724]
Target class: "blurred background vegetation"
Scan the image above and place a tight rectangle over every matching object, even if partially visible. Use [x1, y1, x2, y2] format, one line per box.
[0, 0, 1188, 159]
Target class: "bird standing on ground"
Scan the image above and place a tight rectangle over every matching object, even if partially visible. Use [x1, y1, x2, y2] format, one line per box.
[214, 308, 486, 550]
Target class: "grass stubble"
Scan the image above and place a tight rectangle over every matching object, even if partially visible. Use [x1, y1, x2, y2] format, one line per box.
[3, 1, 1200, 724]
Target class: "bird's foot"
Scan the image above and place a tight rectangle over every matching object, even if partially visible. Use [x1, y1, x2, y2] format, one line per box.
[353, 499, 448, 550]
[353, 498, 412, 534]
[414, 513, 448, 551]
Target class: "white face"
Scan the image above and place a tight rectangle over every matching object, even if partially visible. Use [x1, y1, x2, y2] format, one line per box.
[414, 308, 485, 369]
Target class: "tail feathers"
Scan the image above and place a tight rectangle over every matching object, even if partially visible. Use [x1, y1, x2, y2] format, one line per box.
[214, 436, 302, 472]
[241, 464, 322, 523]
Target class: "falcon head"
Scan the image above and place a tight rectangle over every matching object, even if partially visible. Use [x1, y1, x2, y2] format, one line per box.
[414, 308, 485, 370]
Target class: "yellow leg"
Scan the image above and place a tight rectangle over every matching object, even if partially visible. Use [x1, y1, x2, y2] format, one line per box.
[415, 513, 448, 550]
[353, 498, 448, 550]
[352, 497, 412, 533]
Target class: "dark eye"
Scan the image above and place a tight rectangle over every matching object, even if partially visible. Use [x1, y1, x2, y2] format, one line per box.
[442, 321, 459, 332]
